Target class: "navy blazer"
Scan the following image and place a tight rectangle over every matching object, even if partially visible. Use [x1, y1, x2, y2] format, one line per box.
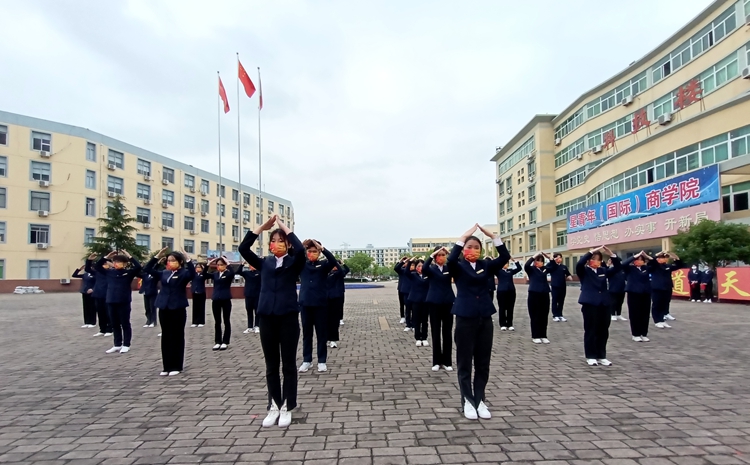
[422, 257, 455, 305]
[300, 249, 337, 307]
[144, 258, 196, 309]
[94, 257, 142, 304]
[238, 265, 261, 298]
[549, 264, 571, 288]
[608, 269, 626, 294]
[495, 262, 522, 292]
[191, 267, 207, 294]
[688, 270, 702, 284]
[139, 271, 160, 297]
[72, 268, 96, 294]
[701, 269, 715, 284]
[622, 257, 651, 294]
[407, 271, 430, 303]
[447, 242, 510, 318]
[85, 260, 108, 299]
[395, 261, 414, 295]
[576, 253, 622, 306]
[210, 265, 236, 300]
[648, 259, 685, 291]
[525, 258, 557, 294]
[238, 231, 305, 316]
[326, 264, 350, 299]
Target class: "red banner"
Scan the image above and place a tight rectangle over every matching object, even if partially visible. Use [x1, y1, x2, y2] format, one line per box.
[671, 267, 750, 301]
[671, 269, 690, 297]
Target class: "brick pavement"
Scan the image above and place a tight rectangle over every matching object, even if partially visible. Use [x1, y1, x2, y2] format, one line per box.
[0, 283, 749, 465]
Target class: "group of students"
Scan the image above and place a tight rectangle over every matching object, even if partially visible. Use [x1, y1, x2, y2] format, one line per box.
[687, 265, 716, 303]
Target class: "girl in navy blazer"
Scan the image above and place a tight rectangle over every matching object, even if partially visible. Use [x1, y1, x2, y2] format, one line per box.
[688, 265, 702, 302]
[649, 252, 684, 328]
[394, 256, 409, 325]
[326, 261, 349, 348]
[524, 252, 557, 344]
[144, 248, 196, 376]
[495, 260, 522, 331]
[623, 251, 652, 342]
[607, 258, 627, 322]
[407, 259, 430, 347]
[72, 264, 97, 330]
[423, 247, 455, 371]
[238, 263, 261, 334]
[208, 256, 235, 350]
[190, 264, 207, 327]
[395, 258, 416, 331]
[85, 258, 112, 336]
[139, 270, 160, 328]
[448, 224, 510, 421]
[701, 267, 715, 303]
[92, 251, 142, 354]
[238, 215, 305, 428]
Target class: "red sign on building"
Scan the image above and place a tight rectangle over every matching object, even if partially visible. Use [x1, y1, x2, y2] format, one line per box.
[603, 129, 616, 150]
[675, 78, 703, 110]
[631, 108, 650, 134]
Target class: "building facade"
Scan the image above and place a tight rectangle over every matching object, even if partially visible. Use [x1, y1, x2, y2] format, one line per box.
[492, 0, 750, 268]
[409, 224, 501, 256]
[330, 245, 410, 267]
[0, 111, 294, 281]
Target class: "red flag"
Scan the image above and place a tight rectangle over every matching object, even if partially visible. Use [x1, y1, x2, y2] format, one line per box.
[218, 75, 230, 113]
[238, 60, 256, 98]
[258, 69, 263, 110]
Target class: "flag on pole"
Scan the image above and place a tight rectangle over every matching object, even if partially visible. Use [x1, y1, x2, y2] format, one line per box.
[219, 75, 230, 113]
[238, 60, 256, 98]
[258, 68, 263, 110]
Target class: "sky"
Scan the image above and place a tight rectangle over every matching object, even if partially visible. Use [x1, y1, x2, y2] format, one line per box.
[0, 0, 712, 249]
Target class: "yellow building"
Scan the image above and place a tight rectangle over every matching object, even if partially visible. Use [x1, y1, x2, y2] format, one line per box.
[0, 111, 294, 281]
[330, 245, 410, 267]
[492, 0, 750, 268]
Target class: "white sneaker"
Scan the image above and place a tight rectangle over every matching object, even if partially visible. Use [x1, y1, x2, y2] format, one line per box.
[655, 322, 665, 329]
[586, 359, 598, 366]
[92, 332, 104, 337]
[103, 332, 113, 336]
[191, 324, 197, 327]
[641, 336, 650, 342]
[219, 344, 228, 350]
[422, 340, 429, 347]
[611, 316, 618, 321]
[508, 327, 515, 331]
[632, 336, 643, 342]
[159, 371, 168, 376]
[559, 317, 567, 322]
[618, 315, 628, 321]
[444, 366, 453, 371]
[149, 324, 155, 328]
[254, 326, 260, 333]
[552, 317, 560, 322]
[212, 344, 221, 350]
[339, 320, 344, 326]
[143, 324, 150, 328]
[243, 328, 252, 334]
[500, 326, 507, 331]
[665, 314, 676, 321]
[329, 341, 338, 348]
[403, 327, 411, 332]
[691, 299, 696, 302]
[105, 346, 122, 354]
[81, 324, 89, 328]
[705, 299, 712, 303]
[317, 363, 327, 372]
[541, 338, 550, 344]
[532, 338, 542, 344]
[399, 318, 406, 324]
[278, 402, 292, 427]
[662, 323, 672, 328]
[168, 371, 180, 376]
[477, 401, 491, 419]
[432, 365, 440, 372]
[299, 362, 312, 373]
[598, 359, 612, 366]
[198, 324, 204, 327]
[157, 333, 162, 337]
[463, 399, 478, 420]
[416, 340, 422, 347]
[120, 346, 130, 354]
[262, 401, 280, 427]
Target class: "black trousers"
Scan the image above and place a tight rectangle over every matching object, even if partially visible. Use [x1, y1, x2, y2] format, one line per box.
[398, 292, 407, 318]
[627, 292, 651, 337]
[301, 305, 328, 363]
[143, 295, 157, 325]
[327, 297, 344, 342]
[412, 301, 429, 341]
[245, 296, 259, 328]
[703, 282, 714, 301]
[551, 286, 566, 318]
[108, 302, 132, 347]
[212, 299, 232, 344]
[259, 312, 300, 410]
[82, 293, 96, 325]
[527, 291, 550, 339]
[404, 300, 413, 328]
[159, 308, 187, 372]
[690, 283, 701, 301]
[610, 292, 625, 316]
[94, 298, 111, 333]
[455, 316, 493, 409]
[497, 289, 516, 327]
[429, 302, 453, 366]
[192, 293, 206, 325]
[581, 304, 611, 359]
[651, 290, 672, 323]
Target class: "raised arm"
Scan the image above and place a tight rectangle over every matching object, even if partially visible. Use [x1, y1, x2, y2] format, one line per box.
[143, 257, 162, 278]
[510, 261, 523, 276]
[238, 231, 263, 270]
[576, 252, 592, 280]
[602, 247, 621, 277]
[72, 266, 85, 278]
[129, 257, 142, 275]
[487, 240, 511, 274]
[524, 257, 535, 275]
[320, 245, 337, 273]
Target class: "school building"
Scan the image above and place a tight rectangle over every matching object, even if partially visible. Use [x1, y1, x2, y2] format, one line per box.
[329, 245, 410, 267]
[492, 0, 750, 270]
[0, 110, 294, 283]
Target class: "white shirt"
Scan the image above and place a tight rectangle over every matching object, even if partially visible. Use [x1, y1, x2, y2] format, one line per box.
[436, 265, 443, 272]
[455, 237, 504, 270]
[275, 254, 288, 269]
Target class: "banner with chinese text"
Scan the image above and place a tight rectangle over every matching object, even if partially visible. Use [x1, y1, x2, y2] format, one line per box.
[567, 165, 719, 233]
[672, 267, 750, 301]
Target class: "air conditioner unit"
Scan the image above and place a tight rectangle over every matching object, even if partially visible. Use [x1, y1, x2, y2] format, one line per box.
[243, 219, 249, 224]
[592, 145, 603, 154]
[527, 150, 536, 160]
[528, 175, 535, 182]
[189, 187, 196, 193]
[267, 207, 273, 213]
[162, 202, 169, 208]
[39, 151, 51, 158]
[38, 180, 50, 187]
[144, 223, 152, 229]
[162, 179, 170, 185]
[59, 278, 70, 284]
[243, 202, 250, 208]
[742, 66, 750, 79]
[200, 191, 207, 196]
[234, 200, 240, 205]
[554, 138, 561, 146]
[36, 242, 48, 249]
[232, 236, 240, 242]
[506, 187, 512, 194]
[189, 208, 196, 214]
[144, 175, 152, 182]
[107, 163, 116, 171]
[201, 211, 207, 217]
[658, 113, 672, 125]
[234, 218, 239, 223]
[107, 191, 117, 198]
[161, 225, 169, 231]
[576, 153, 583, 160]
[144, 198, 152, 205]
[190, 230, 197, 235]
[621, 95, 634, 106]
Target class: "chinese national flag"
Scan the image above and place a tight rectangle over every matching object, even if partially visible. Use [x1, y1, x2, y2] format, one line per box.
[218, 76, 230, 113]
[238, 60, 256, 98]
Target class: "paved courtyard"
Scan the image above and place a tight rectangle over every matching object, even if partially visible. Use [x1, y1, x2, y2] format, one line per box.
[1, 283, 749, 465]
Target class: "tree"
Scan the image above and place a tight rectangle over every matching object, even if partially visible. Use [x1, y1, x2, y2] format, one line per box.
[373, 265, 397, 278]
[345, 252, 374, 277]
[86, 196, 149, 261]
[672, 220, 750, 268]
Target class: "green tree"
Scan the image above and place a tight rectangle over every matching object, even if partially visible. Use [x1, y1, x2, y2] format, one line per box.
[672, 220, 750, 268]
[86, 196, 149, 261]
[373, 265, 397, 278]
[345, 252, 374, 277]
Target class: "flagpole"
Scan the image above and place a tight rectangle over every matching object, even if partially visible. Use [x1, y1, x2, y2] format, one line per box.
[236, 53, 243, 240]
[217, 71, 224, 253]
[257, 66, 263, 254]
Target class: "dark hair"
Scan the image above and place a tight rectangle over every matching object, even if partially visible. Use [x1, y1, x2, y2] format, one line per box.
[414, 259, 424, 266]
[214, 257, 227, 266]
[112, 254, 129, 264]
[534, 255, 545, 263]
[553, 253, 562, 259]
[465, 236, 482, 248]
[303, 239, 320, 251]
[270, 228, 288, 243]
[590, 251, 603, 261]
[167, 252, 185, 267]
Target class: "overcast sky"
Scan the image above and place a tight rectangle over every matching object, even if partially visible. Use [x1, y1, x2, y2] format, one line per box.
[0, 0, 711, 248]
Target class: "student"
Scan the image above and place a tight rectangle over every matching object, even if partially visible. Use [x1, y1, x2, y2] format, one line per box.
[423, 246, 455, 371]
[395, 258, 415, 331]
[701, 266, 715, 303]
[326, 260, 349, 348]
[298, 239, 337, 373]
[623, 251, 652, 342]
[140, 270, 159, 328]
[576, 246, 621, 366]
[238, 215, 305, 428]
[144, 248, 196, 376]
[448, 224, 509, 421]
[190, 263, 207, 327]
[92, 251, 142, 354]
[495, 259, 522, 331]
[85, 258, 112, 337]
[72, 264, 97, 330]
[238, 262, 261, 334]
[649, 252, 684, 328]
[209, 256, 235, 350]
[524, 252, 557, 344]
[688, 265, 702, 302]
[549, 253, 572, 322]
[408, 259, 430, 348]
[394, 256, 409, 324]
[607, 258, 627, 322]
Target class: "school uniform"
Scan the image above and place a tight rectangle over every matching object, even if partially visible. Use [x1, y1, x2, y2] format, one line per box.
[447, 238, 510, 411]
[326, 263, 349, 343]
[139, 271, 159, 326]
[407, 270, 430, 342]
[94, 257, 142, 348]
[299, 249, 337, 364]
[86, 260, 112, 334]
[238, 265, 261, 329]
[395, 261, 414, 328]
[144, 258, 196, 372]
[495, 262, 522, 328]
[549, 263, 571, 318]
[190, 268, 207, 325]
[524, 258, 558, 339]
[423, 256, 455, 367]
[239, 230, 305, 411]
[72, 268, 97, 326]
[210, 265, 236, 346]
[576, 253, 622, 360]
[608, 268, 626, 316]
[648, 258, 684, 323]
[701, 269, 715, 301]
[622, 257, 651, 338]
[688, 269, 703, 301]
[395, 261, 408, 320]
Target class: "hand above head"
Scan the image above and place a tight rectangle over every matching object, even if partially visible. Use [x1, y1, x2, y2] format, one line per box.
[255, 215, 277, 234]
[105, 251, 117, 259]
[460, 223, 479, 241]
[88, 253, 98, 261]
[601, 246, 613, 255]
[477, 224, 496, 240]
[156, 247, 168, 259]
[312, 239, 323, 251]
[275, 215, 291, 234]
[122, 250, 132, 259]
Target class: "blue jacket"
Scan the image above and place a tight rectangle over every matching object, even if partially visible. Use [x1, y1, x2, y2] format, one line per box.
[495, 261, 522, 292]
[72, 268, 96, 294]
[701, 269, 715, 284]
[422, 257, 455, 305]
[407, 271, 430, 303]
[238, 265, 261, 298]
[648, 259, 685, 291]
[608, 269, 626, 294]
[144, 258, 196, 309]
[326, 263, 350, 299]
[688, 269, 702, 284]
[191, 268, 207, 294]
[238, 231, 306, 316]
[395, 261, 414, 294]
[299, 249, 337, 307]
[622, 257, 651, 294]
[85, 260, 108, 299]
[525, 258, 557, 294]
[447, 242, 510, 318]
[94, 257, 142, 304]
[139, 271, 160, 297]
[210, 265, 236, 300]
[576, 253, 622, 306]
[549, 264, 571, 288]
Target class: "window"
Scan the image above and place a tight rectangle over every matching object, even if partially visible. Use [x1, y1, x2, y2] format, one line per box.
[201, 241, 209, 255]
[84, 228, 95, 245]
[527, 162, 536, 178]
[184, 216, 195, 230]
[498, 202, 505, 217]
[106, 176, 123, 195]
[0, 156, 6, 176]
[201, 179, 210, 194]
[137, 159, 151, 176]
[30, 191, 50, 211]
[556, 196, 587, 217]
[0, 125, 6, 146]
[136, 207, 150, 224]
[216, 203, 225, 216]
[163, 167, 174, 184]
[232, 189, 239, 202]
[85, 170, 96, 189]
[0, 188, 6, 209]
[586, 71, 647, 120]
[216, 243, 225, 252]
[499, 222, 506, 234]
[529, 234, 537, 251]
[217, 184, 225, 198]
[243, 193, 251, 206]
[256, 196, 261, 208]
[201, 199, 209, 214]
[162, 237, 174, 250]
[185, 174, 195, 189]
[162, 190, 174, 205]
[201, 219, 209, 233]
[268, 200, 275, 212]
[27, 260, 50, 279]
[30, 161, 51, 181]
[722, 181, 750, 213]
[86, 142, 96, 161]
[162, 212, 174, 228]
[29, 224, 50, 244]
[555, 138, 584, 169]
[136, 234, 150, 249]
[555, 163, 602, 195]
[528, 185, 536, 202]
[529, 208, 537, 225]
[108, 150, 124, 169]
[497, 179, 505, 194]
[31, 131, 51, 152]
[699, 50, 740, 95]
[506, 198, 513, 214]
[554, 109, 584, 141]
[256, 213, 262, 224]
[243, 210, 250, 222]
[497, 136, 535, 177]
[556, 231, 567, 247]
[216, 222, 226, 236]
[232, 225, 239, 238]
[507, 219, 513, 232]
[232, 207, 239, 220]
[184, 239, 195, 254]
[136, 183, 151, 200]
[184, 195, 195, 210]
[85, 198, 96, 217]
[0, 221, 5, 243]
